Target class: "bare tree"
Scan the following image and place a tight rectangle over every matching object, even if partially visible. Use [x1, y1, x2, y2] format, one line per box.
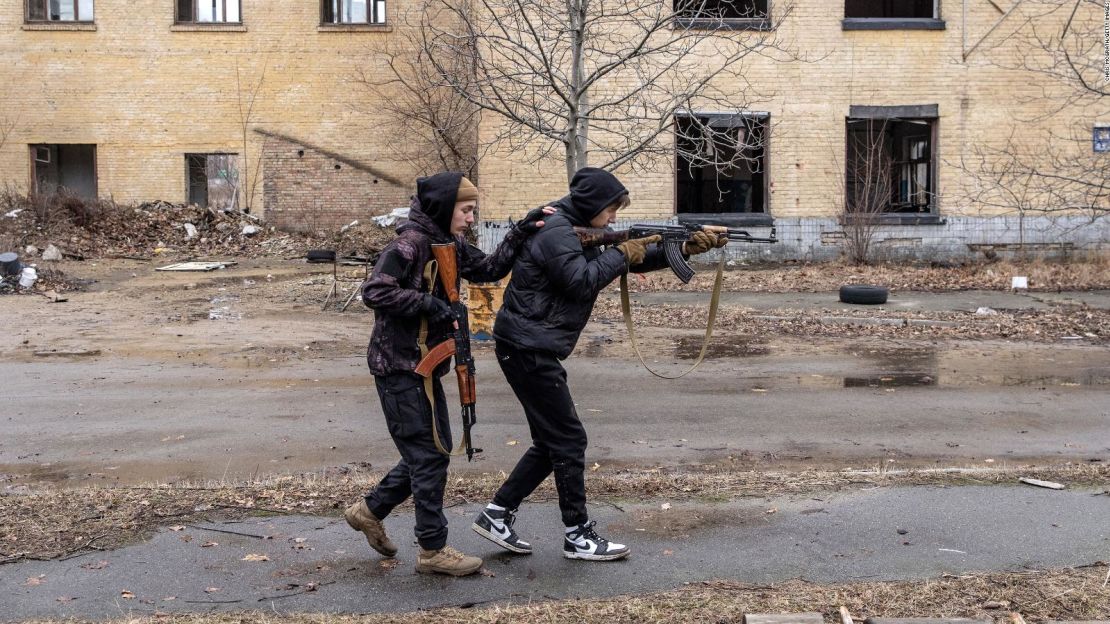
[0, 115, 15, 153]
[834, 119, 895, 265]
[955, 0, 1109, 221]
[420, 0, 801, 183]
[356, 14, 481, 178]
[235, 60, 267, 214]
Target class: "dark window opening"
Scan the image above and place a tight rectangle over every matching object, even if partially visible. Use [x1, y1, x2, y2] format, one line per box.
[186, 154, 239, 210]
[31, 144, 97, 199]
[675, 0, 768, 20]
[176, 0, 241, 23]
[322, 0, 386, 24]
[845, 0, 935, 18]
[845, 118, 935, 215]
[676, 114, 768, 215]
[26, 0, 94, 22]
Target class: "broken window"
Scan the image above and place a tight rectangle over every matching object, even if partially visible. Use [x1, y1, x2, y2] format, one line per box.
[186, 154, 239, 211]
[674, 0, 768, 21]
[675, 114, 768, 215]
[30, 144, 97, 199]
[845, 118, 936, 214]
[176, 0, 241, 23]
[845, 0, 936, 19]
[26, 0, 94, 22]
[321, 0, 386, 24]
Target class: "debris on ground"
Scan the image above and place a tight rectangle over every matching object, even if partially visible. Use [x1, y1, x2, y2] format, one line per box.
[594, 299, 1109, 344]
[0, 191, 397, 264]
[1019, 477, 1066, 490]
[635, 257, 1110, 293]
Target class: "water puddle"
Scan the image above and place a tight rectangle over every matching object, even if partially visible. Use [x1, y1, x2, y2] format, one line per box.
[674, 335, 770, 360]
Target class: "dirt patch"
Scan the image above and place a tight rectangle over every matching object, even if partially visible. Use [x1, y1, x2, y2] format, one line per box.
[632, 256, 1110, 293]
[611, 506, 763, 538]
[594, 298, 1110, 344]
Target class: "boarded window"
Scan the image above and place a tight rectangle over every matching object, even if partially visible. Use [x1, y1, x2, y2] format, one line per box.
[846, 118, 936, 214]
[322, 0, 386, 24]
[676, 114, 768, 215]
[27, 0, 94, 22]
[845, 0, 935, 18]
[30, 144, 97, 199]
[176, 0, 241, 23]
[186, 154, 239, 210]
[674, 0, 768, 19]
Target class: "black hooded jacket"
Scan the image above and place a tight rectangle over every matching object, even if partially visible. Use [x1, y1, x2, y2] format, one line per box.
[493, 168, 667, 359]
[362, 172, 527, 377]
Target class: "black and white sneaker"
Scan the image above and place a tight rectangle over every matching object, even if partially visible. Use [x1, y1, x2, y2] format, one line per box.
[563, 520, 630, 561]
[472, 506, 532, 554]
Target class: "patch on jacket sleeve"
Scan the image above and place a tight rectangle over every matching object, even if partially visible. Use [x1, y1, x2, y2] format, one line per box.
[376, 248, 408, 280]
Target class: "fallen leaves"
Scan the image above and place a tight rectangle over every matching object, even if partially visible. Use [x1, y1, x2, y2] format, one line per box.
[200, 541, 218, 548]
[120, 590, 134, 599]
[80, 560, 109, 570]
[24, 575, 45, 586]
[241, 553, 270, 562]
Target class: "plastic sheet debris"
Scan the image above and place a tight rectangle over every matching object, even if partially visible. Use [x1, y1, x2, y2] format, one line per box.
[371, 207, 410, 227]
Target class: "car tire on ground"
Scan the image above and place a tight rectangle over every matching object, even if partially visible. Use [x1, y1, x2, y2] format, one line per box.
[306, 249, 336, 263]
[839, 284, 889, 305]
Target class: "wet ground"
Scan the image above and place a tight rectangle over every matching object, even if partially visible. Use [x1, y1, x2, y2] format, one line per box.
[1, 259, 1108, 488]
[3, 485, 1107, 620]
[2, 335, 1108, 488]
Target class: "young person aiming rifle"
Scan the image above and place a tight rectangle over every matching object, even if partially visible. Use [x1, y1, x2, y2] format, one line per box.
[471, 167, 725, 561]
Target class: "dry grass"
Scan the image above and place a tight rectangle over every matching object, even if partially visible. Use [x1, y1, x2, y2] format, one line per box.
[15, 567, 1110, 622]
[3, 464, 1107, 564]
[593, 298, 1110, 344]
[629, 254, 1110, 294]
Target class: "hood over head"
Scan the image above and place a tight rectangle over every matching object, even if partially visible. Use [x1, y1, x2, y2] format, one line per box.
[413, 171, 473, 235]
[555, 167, 628, 226]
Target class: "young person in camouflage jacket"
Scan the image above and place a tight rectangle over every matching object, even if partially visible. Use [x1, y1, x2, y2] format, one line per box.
[343, 171, 552, 577]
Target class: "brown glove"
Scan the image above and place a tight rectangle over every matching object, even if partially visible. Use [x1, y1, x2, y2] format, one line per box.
[682, 231, 727, 255]
[615, 234, 662, 265]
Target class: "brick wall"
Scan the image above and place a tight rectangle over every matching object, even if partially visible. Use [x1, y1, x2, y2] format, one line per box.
[261, 132, 409, 232]
[0, 0, 1102, 243]
[0, 0, 424, 220]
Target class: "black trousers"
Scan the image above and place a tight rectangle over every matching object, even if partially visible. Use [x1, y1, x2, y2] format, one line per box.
[493, 340, 589, 527]
[364, 372, 452, 551]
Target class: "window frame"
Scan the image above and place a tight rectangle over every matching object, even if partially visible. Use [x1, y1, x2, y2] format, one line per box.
[25, 0, 95, 23]
[842, 0, 945, 31]
[175, 0, 243, 25]
[673, 111, 774, 227]
[185, 152, 240, 211]
[320, 0, 387, 26]
[673, 0, 772, 31]
[843, 108, 942, 224]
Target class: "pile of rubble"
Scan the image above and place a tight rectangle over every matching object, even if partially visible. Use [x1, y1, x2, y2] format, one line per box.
[0, 192, 398, 261]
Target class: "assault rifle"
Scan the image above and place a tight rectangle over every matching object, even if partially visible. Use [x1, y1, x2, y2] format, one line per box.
[573, 223, 777, 283]
[413, 242, 482, 461]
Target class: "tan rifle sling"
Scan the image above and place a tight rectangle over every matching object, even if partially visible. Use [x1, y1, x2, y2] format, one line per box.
[619, 255, 726, 379]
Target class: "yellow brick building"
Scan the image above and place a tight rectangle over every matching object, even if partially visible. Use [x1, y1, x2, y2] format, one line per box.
[1, 0, 1105, 256]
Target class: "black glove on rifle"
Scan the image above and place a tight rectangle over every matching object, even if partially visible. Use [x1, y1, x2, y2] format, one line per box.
[420, 294, 455, 324]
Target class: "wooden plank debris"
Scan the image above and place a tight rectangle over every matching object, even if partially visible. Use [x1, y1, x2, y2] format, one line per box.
[1019, 477, 1066, 490]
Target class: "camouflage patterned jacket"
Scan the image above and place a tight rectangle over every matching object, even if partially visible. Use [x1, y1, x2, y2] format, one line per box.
[362, 203, 526, 377]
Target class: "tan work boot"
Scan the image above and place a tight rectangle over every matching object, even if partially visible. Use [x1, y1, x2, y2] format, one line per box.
[344, 500, 397, 557]
[415, 545, 483, 577]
